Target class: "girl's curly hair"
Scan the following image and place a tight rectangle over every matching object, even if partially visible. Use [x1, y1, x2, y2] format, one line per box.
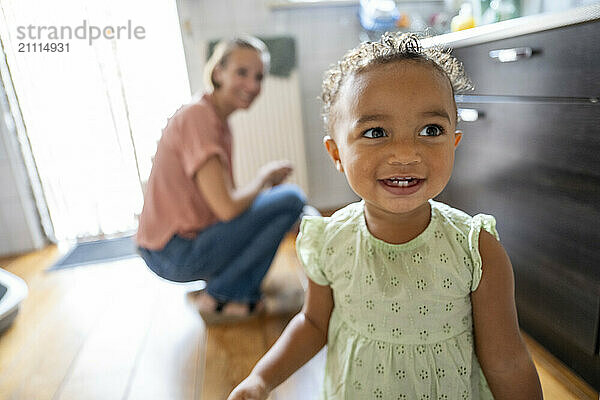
[321, 32, 473, 133]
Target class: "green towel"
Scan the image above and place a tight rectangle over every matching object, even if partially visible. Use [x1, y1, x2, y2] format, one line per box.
[207, 36, 296, 77]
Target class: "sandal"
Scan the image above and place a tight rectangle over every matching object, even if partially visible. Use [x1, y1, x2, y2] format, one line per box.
[200, 300, 264, 325]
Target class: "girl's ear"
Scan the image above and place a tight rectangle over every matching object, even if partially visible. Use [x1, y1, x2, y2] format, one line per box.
[323, 136, 344, 172]
[454, 130, 463, 147]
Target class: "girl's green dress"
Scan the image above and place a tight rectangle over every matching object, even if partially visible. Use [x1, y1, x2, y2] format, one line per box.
[297, 200, 498, 400]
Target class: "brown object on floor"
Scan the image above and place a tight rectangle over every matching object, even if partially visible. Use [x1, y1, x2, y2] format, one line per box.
[0, 234, 596, 400]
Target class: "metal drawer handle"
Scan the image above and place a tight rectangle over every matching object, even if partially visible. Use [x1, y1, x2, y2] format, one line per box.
[489, 47, 533, 62]
[458, 108, 483, 122]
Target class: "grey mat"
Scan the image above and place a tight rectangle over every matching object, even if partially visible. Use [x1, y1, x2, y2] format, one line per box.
[49, 235, 138, 270]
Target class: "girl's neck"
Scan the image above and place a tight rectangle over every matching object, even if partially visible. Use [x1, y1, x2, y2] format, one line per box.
[209, 90, 235, 122]
[363, 201, 432, 245]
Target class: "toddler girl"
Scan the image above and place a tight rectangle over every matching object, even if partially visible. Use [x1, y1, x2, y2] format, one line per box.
[228, 32, 542, 400]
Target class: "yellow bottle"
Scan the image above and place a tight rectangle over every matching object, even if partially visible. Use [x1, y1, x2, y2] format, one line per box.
[451, 3, 476, 32]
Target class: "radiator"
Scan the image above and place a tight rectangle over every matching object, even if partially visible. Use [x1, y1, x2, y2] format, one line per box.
[228, 71, 309, 196]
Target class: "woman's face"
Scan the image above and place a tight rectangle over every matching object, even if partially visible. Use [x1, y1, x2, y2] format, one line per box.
[213, 47, 264, 111]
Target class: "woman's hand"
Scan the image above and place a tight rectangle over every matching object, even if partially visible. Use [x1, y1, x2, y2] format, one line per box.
[227, 374, 270, 400]
[259, 160, 293, 188]
[196, 155, 278, 221]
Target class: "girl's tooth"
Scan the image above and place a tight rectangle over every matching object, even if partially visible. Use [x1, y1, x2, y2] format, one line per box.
[384, 178, 420, 187]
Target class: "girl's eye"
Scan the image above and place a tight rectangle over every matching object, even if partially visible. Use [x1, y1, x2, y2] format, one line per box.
[362, 127, 387, 138]
[419, 125, 444, 137]
[237, 68, 248, 77]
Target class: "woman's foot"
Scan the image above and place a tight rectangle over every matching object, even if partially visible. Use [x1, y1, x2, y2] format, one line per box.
[187, 290, 264, 324]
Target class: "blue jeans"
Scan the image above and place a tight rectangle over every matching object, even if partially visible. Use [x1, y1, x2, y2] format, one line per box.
[137, 184, 305, 304]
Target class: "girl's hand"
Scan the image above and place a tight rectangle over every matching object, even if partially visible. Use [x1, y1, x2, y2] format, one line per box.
[227, 375, 270, 400]
[228, 280, 333, 400]
[259, 160, 293, 188]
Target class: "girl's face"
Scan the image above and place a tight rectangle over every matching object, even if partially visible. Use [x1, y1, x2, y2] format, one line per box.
[324, 61, 462, 218]
[213, 47, 264, 110]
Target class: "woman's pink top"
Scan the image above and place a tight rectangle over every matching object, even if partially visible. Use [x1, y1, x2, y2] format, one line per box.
[135, 93, 233, 250]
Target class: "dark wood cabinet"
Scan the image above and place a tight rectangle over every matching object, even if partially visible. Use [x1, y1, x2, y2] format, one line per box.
[452, 21, 600, 98]
[437, 20, 600, 389]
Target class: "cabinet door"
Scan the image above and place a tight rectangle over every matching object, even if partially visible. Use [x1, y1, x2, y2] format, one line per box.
[451, 21, 600, 98]
[437, 101, 600, 355]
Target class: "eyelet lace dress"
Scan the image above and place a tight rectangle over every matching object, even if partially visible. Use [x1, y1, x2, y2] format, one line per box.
[296, 200, 498, 400]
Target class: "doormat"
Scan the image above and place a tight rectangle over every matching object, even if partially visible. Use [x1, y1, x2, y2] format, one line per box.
[49, 235, 138, 270]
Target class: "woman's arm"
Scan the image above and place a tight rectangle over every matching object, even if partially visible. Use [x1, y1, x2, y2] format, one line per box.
[228, 279, 334, 400]
[195, 156, 292, 221]
[471, 230, 543, 400]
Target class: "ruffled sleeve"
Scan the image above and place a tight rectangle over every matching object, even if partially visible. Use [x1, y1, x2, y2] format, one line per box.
[296, 216, 330, 286]
[468, 214, 500, 291]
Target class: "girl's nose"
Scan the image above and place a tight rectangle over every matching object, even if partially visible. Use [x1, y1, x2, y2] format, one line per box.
[387, 137, 421, 165]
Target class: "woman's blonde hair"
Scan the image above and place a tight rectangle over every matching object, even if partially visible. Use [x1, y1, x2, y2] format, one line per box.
[321, 32, 473, 134]
[203, 35, 271, 91]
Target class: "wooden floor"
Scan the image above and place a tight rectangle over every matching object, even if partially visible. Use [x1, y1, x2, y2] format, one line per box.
[0, 234, 596, 400]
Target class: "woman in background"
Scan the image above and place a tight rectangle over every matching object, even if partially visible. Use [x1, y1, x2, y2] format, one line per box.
[136, 36, 309, 324]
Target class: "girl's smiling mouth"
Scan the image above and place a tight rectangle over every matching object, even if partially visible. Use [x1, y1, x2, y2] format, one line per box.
[378, 177, 425, 195]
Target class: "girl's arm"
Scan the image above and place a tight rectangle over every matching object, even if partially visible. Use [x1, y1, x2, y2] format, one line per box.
[195, 156, 292, 221]
[228, 279, 334, 400]
[471, 230, 543, 400]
